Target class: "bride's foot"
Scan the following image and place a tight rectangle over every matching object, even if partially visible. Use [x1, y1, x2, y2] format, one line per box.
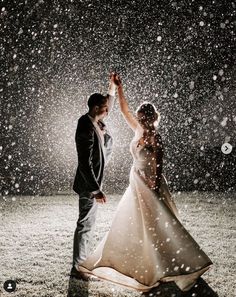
[69, 266, 100, 282]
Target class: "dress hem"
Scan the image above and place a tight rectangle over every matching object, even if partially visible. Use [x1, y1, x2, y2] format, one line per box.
[79, 261, 213, 292]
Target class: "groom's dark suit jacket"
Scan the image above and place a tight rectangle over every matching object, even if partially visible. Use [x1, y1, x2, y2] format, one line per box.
[73, 112, 113, 196]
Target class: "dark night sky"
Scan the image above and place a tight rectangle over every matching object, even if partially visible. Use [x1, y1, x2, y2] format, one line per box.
[1, 0, 235, 195]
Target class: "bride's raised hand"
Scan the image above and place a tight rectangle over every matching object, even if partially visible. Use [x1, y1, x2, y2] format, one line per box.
[113, 73, 122, 87]
[115, 73, 138, 131]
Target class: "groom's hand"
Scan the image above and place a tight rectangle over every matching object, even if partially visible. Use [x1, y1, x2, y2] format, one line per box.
[94, 191, 107, 204]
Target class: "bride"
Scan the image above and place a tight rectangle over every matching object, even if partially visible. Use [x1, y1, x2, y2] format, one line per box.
[78, 74, 212, 292]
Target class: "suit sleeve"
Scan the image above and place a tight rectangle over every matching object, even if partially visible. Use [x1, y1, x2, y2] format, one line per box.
[107, 94, 115, 114]
[76, 127, 101, 193]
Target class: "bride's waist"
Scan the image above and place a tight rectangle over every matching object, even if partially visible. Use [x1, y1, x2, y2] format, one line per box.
[132, 162, 164, 177]
[132, 161, 146, 170]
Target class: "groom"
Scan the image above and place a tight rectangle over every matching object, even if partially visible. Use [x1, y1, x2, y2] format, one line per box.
[71, 74, 116, 281]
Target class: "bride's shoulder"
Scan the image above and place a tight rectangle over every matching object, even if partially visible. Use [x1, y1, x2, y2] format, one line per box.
[134, 123, 144, 136]
[135, 123, 143, 131]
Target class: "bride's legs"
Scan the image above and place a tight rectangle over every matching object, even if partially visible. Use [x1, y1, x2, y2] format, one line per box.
[72, 193, 98, 269]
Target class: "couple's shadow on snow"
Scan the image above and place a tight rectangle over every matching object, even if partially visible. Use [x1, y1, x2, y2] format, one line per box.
[67, 277, 218, 297]
[141, 277, 218, 297]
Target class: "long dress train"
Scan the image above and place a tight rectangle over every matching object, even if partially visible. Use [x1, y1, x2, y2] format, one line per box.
[79, 125, 212, 292]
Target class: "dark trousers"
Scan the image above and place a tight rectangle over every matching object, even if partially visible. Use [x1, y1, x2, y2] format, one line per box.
[72, 193, 98, 268]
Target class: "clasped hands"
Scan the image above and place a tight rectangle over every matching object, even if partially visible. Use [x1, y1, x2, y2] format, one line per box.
[110, 72, 122, 87]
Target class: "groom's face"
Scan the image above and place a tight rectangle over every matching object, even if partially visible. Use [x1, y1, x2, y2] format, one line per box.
[96, 98, 109, 120]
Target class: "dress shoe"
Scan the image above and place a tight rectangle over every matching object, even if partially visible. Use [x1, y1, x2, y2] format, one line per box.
[70, 266, 100, 282]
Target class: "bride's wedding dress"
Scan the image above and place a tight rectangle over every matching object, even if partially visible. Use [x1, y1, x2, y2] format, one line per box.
[79, 125, 212, 292]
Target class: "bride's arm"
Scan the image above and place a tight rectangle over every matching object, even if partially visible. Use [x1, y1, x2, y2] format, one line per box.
[116, 81, 139, 132]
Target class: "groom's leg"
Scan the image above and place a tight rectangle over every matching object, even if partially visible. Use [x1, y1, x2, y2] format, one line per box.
[73, 192, 98, 268]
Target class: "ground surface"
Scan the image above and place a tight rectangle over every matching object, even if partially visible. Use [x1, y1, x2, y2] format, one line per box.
[0, 192, 235, 297]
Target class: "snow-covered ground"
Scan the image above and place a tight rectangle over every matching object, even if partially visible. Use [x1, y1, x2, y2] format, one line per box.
[0, 192, 235, 297]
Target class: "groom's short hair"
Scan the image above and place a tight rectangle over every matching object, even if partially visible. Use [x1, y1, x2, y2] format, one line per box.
[88, 93, 107, 111]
